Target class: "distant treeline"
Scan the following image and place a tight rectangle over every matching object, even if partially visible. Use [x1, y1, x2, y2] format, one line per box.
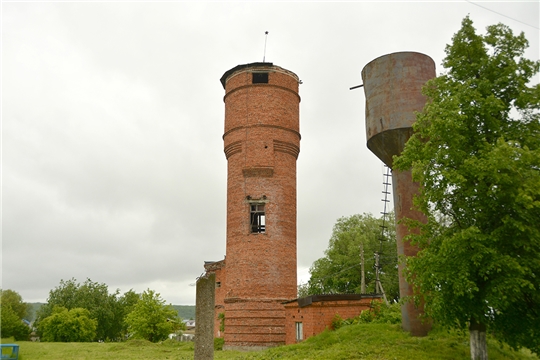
[28, 303, 195, 322]
[171, 305, 196, 320]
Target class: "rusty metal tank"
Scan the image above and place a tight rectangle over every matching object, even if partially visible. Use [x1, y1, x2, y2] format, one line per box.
[362, 52, 435, 168]
[361, 52, 435, 336]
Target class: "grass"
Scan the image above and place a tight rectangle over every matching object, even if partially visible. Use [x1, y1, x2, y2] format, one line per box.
[3, 323, 537, 360]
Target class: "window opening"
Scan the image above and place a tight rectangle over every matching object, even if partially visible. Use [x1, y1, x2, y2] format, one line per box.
[250, 204, 266, 233]
[252, 72, 269, 84]
[216, 282, 221, 288]
[295, 322, 303, 341]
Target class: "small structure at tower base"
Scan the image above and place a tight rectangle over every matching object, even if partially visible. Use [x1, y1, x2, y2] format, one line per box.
[283, 294, 383, 344]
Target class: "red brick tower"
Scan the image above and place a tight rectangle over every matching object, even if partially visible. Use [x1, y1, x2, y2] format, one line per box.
[220, 62, 300, 349]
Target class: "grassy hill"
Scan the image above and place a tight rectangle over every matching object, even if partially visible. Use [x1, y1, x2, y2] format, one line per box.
[238, 323, 537, 360]
[171, 305, 195, 320]
[6, 323, 537, 359]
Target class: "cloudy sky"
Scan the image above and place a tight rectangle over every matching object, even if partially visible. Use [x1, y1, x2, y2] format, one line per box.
[2, 1, 538, 305]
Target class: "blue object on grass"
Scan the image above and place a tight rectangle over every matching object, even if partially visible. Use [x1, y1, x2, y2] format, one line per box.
[0, 344, 19, 360]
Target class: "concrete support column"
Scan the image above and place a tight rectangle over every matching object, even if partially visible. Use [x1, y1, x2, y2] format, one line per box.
[392, 169, 431, 336]
[195, 272, 215, 360]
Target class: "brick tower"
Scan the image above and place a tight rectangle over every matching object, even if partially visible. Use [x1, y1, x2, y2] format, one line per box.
[220, 62, 301, 349]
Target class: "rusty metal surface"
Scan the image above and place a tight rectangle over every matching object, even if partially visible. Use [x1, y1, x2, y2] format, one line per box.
[393, 169, 431, 336]
[362, 52, 435, 336]
[361, 52, 435, 167]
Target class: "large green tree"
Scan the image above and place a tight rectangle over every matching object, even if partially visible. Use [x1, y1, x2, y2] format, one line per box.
[125, 289, 183, 342]
[35, 278, 140, 341]
[394, 17, 540, 359]
[0, 289, 31, 340]
[300, 213, 399, 302]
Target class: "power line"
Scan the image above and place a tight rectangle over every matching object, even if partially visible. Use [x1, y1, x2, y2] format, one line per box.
[466, 0, 539, 30]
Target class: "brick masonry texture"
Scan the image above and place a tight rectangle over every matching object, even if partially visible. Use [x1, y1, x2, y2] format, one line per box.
[283, 296, 382, 345]
[221, 63, 301, 349]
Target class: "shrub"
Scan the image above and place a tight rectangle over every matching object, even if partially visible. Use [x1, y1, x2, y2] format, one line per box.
[39, 306, 97, 342]
[214, 337, 224, 350]
[331, 301, 402, 330]
[331, 314, 344, 330]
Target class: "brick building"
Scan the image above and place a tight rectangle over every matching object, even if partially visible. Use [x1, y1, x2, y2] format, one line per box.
[283, 294, 383, 345]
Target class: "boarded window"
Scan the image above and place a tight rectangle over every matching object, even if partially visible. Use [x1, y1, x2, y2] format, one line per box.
[250, 204, 266, 233]
[252, 72, 269, 84]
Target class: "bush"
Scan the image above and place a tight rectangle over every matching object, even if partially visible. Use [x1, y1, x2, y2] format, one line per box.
[331, 314, 344, 330]
[0, 307, 31, 340]
[214, 337, 224, 350]
[331, 301, 402, 330]
[39, 306, 97, 342]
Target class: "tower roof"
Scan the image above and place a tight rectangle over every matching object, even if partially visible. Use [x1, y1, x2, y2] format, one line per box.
[220, 62, 274, 89]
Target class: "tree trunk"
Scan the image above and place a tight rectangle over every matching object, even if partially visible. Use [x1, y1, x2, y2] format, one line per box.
[469, 319, 487, 360]
[360, 243, 366, 293]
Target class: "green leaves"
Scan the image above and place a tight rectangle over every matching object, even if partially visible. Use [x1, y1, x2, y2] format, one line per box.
[35, 278, 145, 341]
[124, 289, 181, 343]
[40, 306, 97, 342]
[0, 289, 32, 340]
[303, 213, 399, 301]
[394, 15, 540, 355]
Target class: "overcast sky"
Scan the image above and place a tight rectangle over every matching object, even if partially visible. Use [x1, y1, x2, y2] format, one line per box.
[2, 1, 538, 305]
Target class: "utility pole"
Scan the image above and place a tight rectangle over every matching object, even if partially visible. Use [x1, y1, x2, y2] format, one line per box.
[360, 242, 365, 294]
[375, 252, 389, 304]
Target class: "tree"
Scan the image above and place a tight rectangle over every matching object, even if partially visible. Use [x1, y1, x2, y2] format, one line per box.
[125, 289, 182, 342]
[0, 289, 31, 340]
[301, 213, 399, 302]
[394, 16, 540, 359]
[39, 306, 97, 342]
[117, 289, 141, 339]
[35, 278, 140, 341]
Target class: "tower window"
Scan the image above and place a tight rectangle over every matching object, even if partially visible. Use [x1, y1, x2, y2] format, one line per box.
[250, 204, 266, 233]
[252, 72, 269, 84]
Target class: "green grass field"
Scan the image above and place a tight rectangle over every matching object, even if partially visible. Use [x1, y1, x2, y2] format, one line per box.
[3, 323, 537, 360]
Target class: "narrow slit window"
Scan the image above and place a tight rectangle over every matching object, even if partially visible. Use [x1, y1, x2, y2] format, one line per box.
[252, 72, 269, 84]
[250, 204, 266, 233]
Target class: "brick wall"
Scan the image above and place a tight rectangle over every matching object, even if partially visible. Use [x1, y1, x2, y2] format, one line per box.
[284, 295, 383, 345]
[221, 63, 300, 349]
[203, 260, 226, 338]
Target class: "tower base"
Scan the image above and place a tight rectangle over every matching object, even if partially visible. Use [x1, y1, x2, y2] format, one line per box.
[223, 298, 288, 350]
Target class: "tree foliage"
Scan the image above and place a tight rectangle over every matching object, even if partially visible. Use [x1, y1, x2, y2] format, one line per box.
[125, 289, 183, 343]
[35, 278, 140, 341]
[394, 16, 540, 356]
[40, 306, 97, 342]
[300, 213, 399, 302]
[0, 289, 31, 340]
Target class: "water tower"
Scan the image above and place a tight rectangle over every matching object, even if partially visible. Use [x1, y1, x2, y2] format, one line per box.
[220, 62, 301, 349]
[362, 52, 435, 336]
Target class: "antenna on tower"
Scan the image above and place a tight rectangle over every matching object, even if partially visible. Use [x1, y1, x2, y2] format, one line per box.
[263, 31, 269, 62]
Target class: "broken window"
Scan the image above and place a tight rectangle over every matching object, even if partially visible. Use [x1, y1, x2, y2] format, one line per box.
[250, 203, 266, 233]
[252, 72, 269, 84]
[295, 322, 303, 341]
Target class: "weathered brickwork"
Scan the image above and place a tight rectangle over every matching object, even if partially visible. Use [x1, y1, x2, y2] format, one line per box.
[203, 260, 226, 338]
[283, 295, 383, 345]
[219, 63, 301, 349]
